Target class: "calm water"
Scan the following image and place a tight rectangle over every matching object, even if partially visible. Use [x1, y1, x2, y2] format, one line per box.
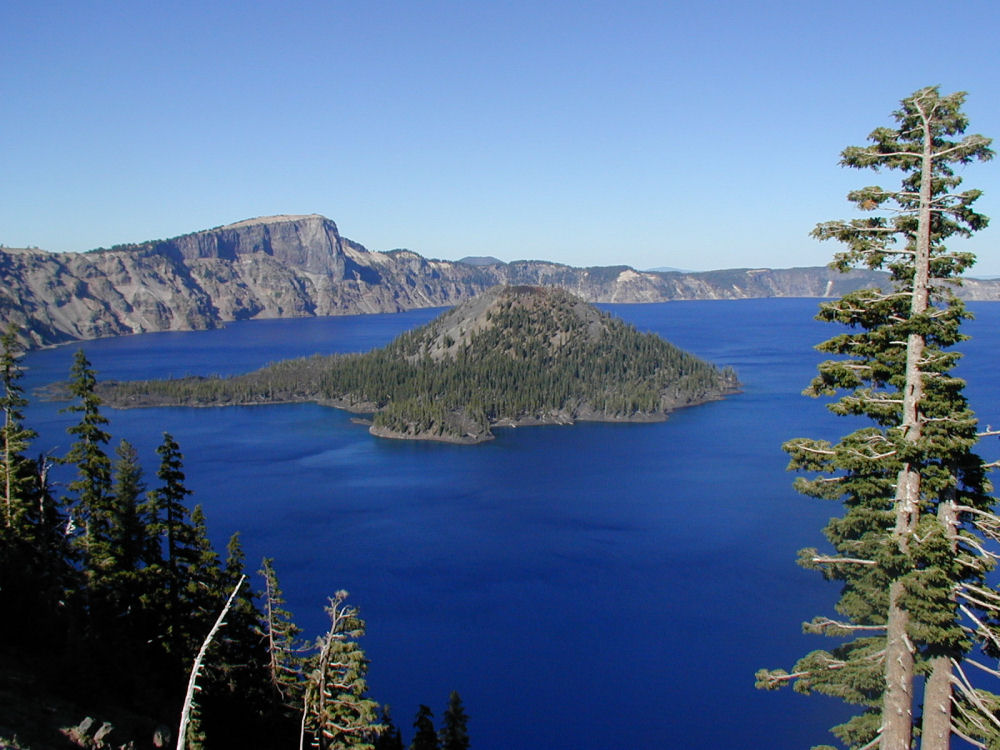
[21, 299, 1000, 750]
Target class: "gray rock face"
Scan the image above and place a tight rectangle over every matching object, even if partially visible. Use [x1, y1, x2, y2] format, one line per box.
[3, 214, 997, 349]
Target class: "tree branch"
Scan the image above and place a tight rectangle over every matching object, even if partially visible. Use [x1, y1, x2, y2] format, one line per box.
[811, 555, 877, 566]
[963, 657, 1000, 680]
[177, 575, 246, 750]
[951, 660, 1000, 731]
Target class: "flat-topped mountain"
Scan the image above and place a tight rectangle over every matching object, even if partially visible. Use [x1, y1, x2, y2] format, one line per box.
[4, 214, 999, 348]
[99, 285, 740, 443]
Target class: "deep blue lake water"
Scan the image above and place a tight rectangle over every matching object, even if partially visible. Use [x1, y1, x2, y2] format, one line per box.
[20, 299, 1000, 750]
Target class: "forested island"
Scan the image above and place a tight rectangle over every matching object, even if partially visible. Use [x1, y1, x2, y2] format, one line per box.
[97, 286, 740, 443]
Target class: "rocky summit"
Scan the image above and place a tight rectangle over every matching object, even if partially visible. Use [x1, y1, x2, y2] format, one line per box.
[3, 214, 999, 349]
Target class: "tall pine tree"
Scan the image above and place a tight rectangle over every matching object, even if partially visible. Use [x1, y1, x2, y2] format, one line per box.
[438, 691, 469, 750]
[0, 326, 70, 646]
[200, 533, 277, 747]
[259, 556, 305, 713]
[62, 350, 113, 591]
[410, 705, 438, 750]
[106, 439, 148, 617]
[302, 590, 380, 749]
[1, 324, 36, 530]
[756, 87, 997, 749]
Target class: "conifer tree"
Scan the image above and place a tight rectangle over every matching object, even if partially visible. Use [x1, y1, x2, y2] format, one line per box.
[0, 327, 69, 644]
[61, 350, 113, 582]
[373, 706, 404, 750]
[438, 691, 469, 750]
[200, 533, 276, 747]
[86, 438, 153, 671]
[302, 590, 380, 749]
[410, 705, 438, 750]
[755, 87, 996, 750]
[1, 324, 36, 530]
[149, 432, 192, 569]
[259, 556, 305, 712]
[109, 439, 147, 577]
[145, 432, 206, 661]
[186, 505, 223, 624]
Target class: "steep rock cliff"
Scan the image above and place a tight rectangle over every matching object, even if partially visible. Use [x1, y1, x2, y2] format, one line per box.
[3, 214, 997, 349]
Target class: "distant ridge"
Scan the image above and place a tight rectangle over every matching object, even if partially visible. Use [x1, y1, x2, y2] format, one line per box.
[3, 214, 999, 349]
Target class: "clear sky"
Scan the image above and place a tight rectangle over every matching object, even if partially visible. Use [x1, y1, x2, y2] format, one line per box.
[2, 1, 998, 273]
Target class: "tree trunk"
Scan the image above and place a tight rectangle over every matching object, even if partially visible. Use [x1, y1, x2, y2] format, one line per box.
[883, 557, 916, 750]
[921, 656, 952, 749]
[921, 493, 960, 749]
[4, 405, 11, 527]
[881, 96, 936, 750]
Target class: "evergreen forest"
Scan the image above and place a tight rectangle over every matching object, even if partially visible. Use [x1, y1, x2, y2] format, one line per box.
[0, 332, 469, 749]
[96, 286, 739, 442]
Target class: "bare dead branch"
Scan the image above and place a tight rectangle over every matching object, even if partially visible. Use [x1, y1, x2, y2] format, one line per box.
[964, 658, 1000, 680]
[809, 616, 887, 632]
[951, 660, 1000, 731]
[812, 555, 877, 566]
[948, 715, 988, 750]
[177, 575, 246, 750]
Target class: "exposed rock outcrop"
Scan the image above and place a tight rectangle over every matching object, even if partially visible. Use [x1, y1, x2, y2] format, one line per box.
[3, 214, 997, 349]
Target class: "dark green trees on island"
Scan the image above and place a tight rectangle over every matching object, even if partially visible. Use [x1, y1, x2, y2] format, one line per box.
[756, 88, 999, 750]
[98, 285, 739, 443]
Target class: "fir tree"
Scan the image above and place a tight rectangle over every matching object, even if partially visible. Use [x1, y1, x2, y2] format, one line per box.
[438, 691, 469, 750]
[145, 433, 214, 666]
[302, 590, 380, 749]
[93, 439, 152, 674]
[259, 556, 305, 711]
[61, 349, 113, 585]
[200, 533, 276, 747]
[374, 706, 404, 750]
[410, 705, 438, 750]
[1, 324, 36, 530]
[0, 327, 69, 645]
[186, 505, 223, 619]
[755, 87, 997, 750]
[146, 432, 192, 640]
[109, 439, 147, 577]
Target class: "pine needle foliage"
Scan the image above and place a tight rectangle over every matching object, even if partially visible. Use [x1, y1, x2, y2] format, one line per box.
[438, 691, 469, 750]
[302, 591, 380, 749]
[756, 87, 997, 750]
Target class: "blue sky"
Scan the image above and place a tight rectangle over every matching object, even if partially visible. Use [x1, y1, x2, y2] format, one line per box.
[2, 1, 998, 273]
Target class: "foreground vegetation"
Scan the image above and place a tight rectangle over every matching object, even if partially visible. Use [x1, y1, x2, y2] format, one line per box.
[756, 87, 1000, 749]
[0, 332, 469, 749]
[97, 286, 739, 442]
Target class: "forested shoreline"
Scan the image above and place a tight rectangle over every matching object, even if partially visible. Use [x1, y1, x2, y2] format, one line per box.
[94, 286, 739, 443]
[0, 330, 468, 750]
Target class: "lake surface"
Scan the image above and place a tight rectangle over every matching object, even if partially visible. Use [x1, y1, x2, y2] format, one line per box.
[21, 299, 1000, 749]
